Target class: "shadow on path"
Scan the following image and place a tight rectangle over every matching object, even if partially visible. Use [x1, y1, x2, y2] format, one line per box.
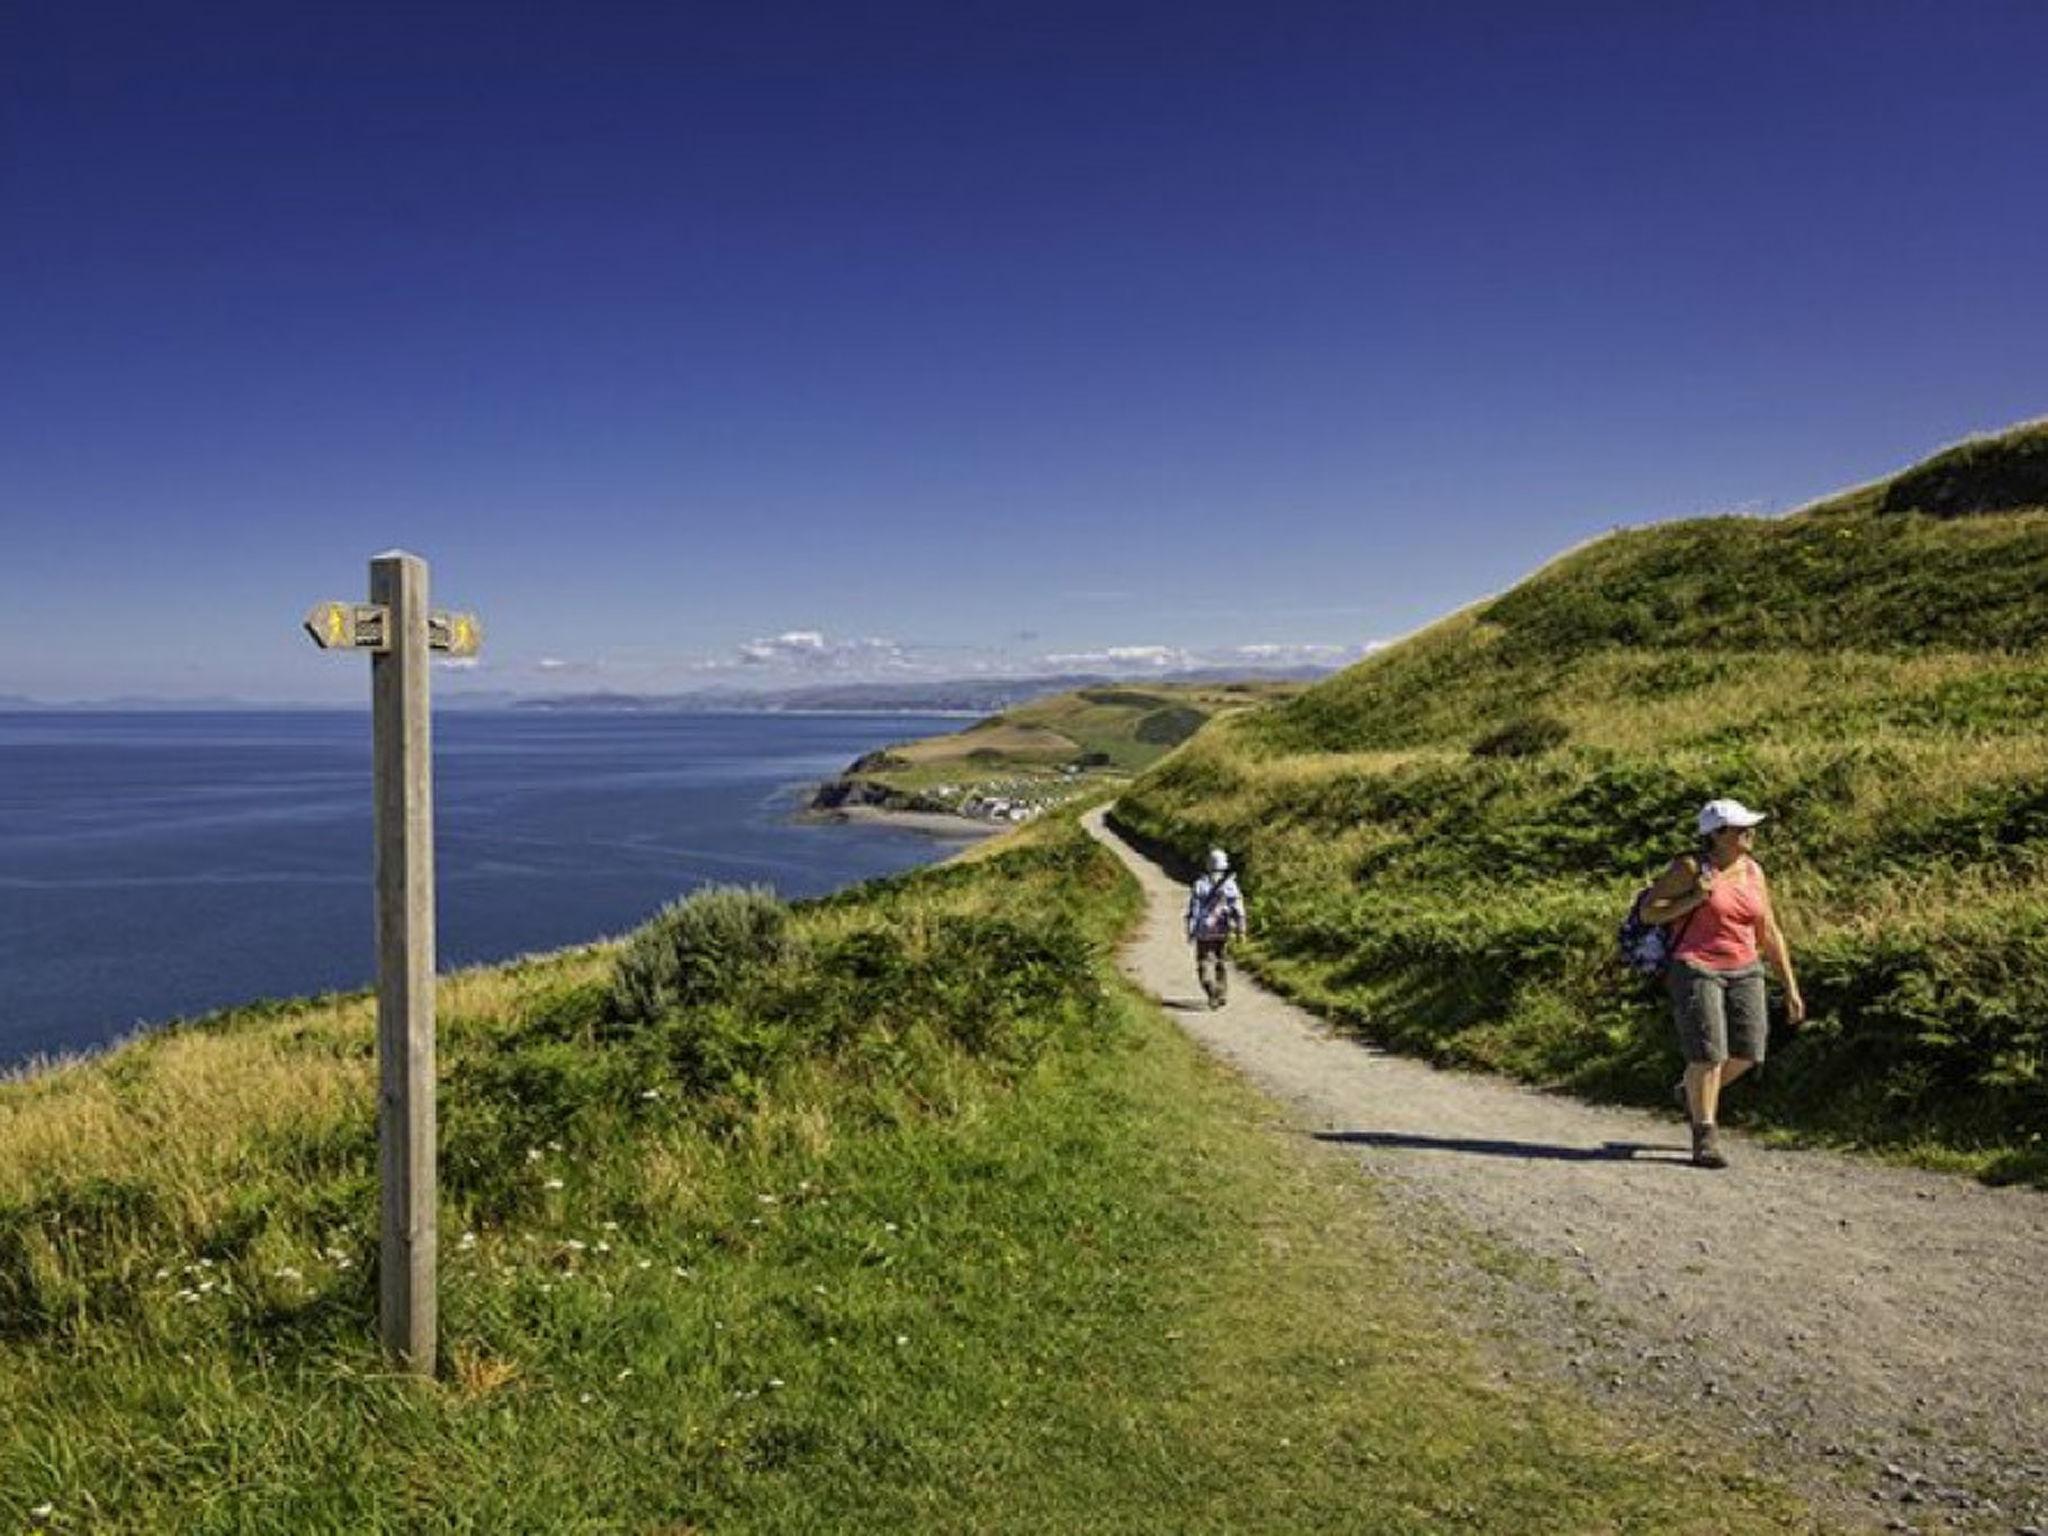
[1315, 1130, 1691, 1166]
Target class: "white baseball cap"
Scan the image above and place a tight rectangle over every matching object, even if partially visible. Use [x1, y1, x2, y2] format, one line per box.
[1206, 848, 1230, 873]
[1697, 798, 1767, 836]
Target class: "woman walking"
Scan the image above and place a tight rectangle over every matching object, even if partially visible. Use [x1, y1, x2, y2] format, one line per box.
[1639, 798, 1806, 1169]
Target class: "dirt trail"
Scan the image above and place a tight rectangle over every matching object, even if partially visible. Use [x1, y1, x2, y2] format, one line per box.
[1086, 808, 2048, 1534]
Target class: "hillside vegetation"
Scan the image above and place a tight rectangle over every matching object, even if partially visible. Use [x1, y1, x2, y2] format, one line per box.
[1116, 420, 2048, 1183]
[815, 679, 1302, 822]
[1, 816, 1811, 1530]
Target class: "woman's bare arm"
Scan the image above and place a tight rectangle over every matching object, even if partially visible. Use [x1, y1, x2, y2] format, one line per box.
[1757, 870, 1807, 1024]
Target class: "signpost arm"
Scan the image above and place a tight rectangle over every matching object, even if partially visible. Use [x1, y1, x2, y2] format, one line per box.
[369, 551, 437, 1374]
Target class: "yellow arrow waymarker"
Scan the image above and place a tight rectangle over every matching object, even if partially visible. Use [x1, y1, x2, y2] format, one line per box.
[428, 611, 483, 657]
[304, 602, 389, 651]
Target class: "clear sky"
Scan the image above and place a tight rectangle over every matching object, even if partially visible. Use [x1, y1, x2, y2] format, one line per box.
[3, 1, 2044, 701]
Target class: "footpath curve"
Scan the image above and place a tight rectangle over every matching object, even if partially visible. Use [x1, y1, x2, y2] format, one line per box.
[1085, 808, 2048, 1533]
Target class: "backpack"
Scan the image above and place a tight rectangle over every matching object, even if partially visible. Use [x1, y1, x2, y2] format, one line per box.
[1616, 856, 1703, 977]
[1191, 875, 1241, 939]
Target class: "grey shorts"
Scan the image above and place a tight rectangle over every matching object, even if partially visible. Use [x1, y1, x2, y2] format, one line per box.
[1667, 960, 1768, 1065]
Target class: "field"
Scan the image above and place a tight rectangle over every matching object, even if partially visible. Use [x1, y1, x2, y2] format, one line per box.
[1114, 421, 2048, 1183]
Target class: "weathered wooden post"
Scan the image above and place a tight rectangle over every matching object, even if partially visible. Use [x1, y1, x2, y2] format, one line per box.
[304, 552, 481, 1376]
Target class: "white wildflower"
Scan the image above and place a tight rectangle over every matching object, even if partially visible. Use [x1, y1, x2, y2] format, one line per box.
[564, 1240, 586, 1252]
[767, 1378, 785, 1390]
[544, 1178, 565, 1191]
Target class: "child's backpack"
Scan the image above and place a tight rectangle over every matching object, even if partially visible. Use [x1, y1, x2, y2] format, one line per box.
[1616, 857, 1703, 977]
[1616, 887, 1677, 976]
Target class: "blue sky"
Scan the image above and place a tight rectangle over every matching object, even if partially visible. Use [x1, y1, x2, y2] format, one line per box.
[2, 2, 2044, 701]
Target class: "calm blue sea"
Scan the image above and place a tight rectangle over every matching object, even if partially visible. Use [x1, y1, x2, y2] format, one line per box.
[0, 710, 972, 1068]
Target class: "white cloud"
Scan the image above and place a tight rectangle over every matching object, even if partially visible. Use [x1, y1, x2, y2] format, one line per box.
[1207, 642, 1367, 666]
[491, 628, 1385, 696]
[734, 630, 916, 672]
[1034, 640, 1377, 674]
[1040, 645, 1193, 670]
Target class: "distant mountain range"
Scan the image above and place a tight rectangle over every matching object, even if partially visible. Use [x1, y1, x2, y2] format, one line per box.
[500, 666, 1338, 716]
[0, 694, 274, 712]
[0, 666, 1339, 716]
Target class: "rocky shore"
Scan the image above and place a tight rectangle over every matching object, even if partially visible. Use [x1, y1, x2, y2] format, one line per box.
[799, 775, 998, 838]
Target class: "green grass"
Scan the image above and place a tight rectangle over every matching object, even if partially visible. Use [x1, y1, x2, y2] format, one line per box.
[823, 680, 1308, 818]
[1, 820, 1816, 1532]
[1116, 421, 2048, 1184]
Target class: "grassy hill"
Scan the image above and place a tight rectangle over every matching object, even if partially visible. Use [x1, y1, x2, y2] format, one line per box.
[814, 679, 1303, 822]
[0, 819, 1808, 1530]
[1115, 420, 2048, 1184]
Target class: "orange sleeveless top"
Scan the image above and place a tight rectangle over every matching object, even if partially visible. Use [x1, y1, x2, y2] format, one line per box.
[1671, 857, 1769, 970]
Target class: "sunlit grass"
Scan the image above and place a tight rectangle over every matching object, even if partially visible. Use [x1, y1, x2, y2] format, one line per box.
[0, 818, 1816, 1530]
[1118, 438, 2048, 1181]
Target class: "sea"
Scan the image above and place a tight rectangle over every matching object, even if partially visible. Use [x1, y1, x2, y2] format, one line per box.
[0, 709, 974, 1070]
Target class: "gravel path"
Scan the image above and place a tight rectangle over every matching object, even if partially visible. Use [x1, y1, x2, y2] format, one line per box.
[1087, 809, 2048, 1535]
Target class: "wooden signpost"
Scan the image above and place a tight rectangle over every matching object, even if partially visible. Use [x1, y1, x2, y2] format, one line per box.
[304, 551, 481, 1376]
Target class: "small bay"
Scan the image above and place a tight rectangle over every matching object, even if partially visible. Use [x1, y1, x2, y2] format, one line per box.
[0, 709, 968, 1067]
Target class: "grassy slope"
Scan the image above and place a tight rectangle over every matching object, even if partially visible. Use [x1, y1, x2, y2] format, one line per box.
[834, 681, 1303, 805]
[0, 820, 1810, 1532]
[1116, 421, 2048, 1185]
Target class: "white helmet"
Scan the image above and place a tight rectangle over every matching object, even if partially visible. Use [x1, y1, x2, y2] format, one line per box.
[1206, 848, 1230, 874]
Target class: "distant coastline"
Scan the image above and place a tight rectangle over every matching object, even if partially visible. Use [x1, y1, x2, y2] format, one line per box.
[798, 767, 1001, 838]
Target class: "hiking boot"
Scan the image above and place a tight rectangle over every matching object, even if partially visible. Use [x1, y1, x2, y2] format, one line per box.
[1691, 1123, 1729, 1170]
